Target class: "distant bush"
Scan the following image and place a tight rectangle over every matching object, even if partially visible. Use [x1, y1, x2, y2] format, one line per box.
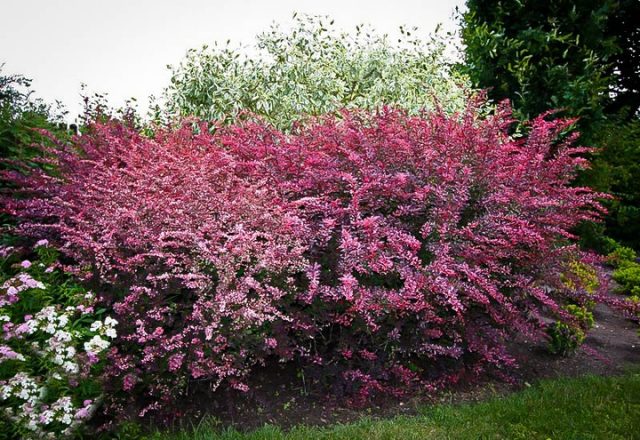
[165, 14, 471, 130]
[613, 265, 640, 295]
[604, 240, 640, 296]
[601, 241, 640, 337]
[0, 68, 68, 173]
[606, 245, 637, 268]
[585, 117, 640, 250]
[1, 101, 609, 419]
[460, 1, 640, 251]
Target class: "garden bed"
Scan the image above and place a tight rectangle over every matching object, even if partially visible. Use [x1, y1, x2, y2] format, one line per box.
[153, 371, 640, 439]
[151, 297, 640, 433]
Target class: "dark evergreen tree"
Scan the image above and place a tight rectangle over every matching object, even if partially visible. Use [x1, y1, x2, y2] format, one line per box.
[460, 0, 640, 249]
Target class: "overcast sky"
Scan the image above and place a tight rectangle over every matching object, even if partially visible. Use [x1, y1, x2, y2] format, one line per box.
[1, 0, 465, 121]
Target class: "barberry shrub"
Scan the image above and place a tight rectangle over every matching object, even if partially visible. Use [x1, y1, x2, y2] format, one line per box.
[219, 102, 609, 400]
[2, 120, 313, 418]
[1, 101, 607, 418]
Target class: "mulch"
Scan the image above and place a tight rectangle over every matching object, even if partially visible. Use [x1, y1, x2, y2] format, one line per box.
[163, 299, 640, 432]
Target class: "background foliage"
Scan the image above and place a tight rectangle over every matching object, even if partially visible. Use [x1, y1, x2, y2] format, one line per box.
[0, 67, 69, 172]
[460, 0, 640, 250]
[165, 14, 471, 130]
[461, 0, 618, 126]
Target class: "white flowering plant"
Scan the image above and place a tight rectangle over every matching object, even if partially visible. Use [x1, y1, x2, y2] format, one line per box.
[0, 241, 117, 439]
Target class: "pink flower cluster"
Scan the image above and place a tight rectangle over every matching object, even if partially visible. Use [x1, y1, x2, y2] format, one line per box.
[1, 273, 45, 306]
[1, 101, 608, 416]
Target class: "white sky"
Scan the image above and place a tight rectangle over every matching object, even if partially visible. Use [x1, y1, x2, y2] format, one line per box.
[0, 0, 465, 122]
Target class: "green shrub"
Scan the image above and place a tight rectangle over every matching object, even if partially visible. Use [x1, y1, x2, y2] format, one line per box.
[547, 305, 594, 355]
[547, 322, 585, 355]
[565, 304, 596, 330]
[0, 67, 68, 171]
[612, 263, 640, 295]
[561, 260, 600, 296]
[547, 321, 585, 356]
[606, 245, 637, 268]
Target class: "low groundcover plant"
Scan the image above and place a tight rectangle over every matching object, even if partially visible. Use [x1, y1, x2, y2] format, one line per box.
[0, 100, 622, 425]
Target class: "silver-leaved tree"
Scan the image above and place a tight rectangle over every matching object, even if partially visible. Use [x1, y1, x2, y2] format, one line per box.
[164, 14, 472, 130]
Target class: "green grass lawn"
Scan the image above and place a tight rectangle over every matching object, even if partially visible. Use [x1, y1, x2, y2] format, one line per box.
[149, 372, 640, 440]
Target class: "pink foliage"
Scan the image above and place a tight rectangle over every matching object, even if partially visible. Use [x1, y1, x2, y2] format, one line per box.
[3, 120, 311, 413]
[1, 101, 608, 416]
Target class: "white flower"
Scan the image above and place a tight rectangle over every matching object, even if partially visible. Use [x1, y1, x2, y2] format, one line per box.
[104, 316, 118, 327]
[25, 320, 38, 334]
[40, 409, 54, 425]
[57, 314, 69, 327]
[52, 396, 73, 412]
[105, 328, 117, 339]
[62, 362, 78, 374]
[89, 321, 102, 332]
[36, 306, 56, 323]
[1, 385, 11, 400]
[84, 335, 109, 354]
[54, 330, 72, 342]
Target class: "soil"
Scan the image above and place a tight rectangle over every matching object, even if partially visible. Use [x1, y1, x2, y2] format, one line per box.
[167, 299, 640, 433]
